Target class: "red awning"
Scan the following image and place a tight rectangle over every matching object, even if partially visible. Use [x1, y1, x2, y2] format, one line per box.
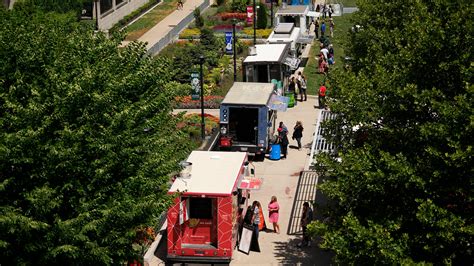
[238, 176, 264, 190]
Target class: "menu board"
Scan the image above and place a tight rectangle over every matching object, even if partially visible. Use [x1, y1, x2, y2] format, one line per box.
[238, 224, 253, 254]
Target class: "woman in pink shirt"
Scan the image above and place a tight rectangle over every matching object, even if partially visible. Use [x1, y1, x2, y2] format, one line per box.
[268, 196, 280, 234]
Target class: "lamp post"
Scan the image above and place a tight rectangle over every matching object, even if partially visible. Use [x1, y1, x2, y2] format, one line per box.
[94, 0, 99, 30]
[199, 55, 205, 140]
[232, 19, 237, 82]
[253, 0, 256, 45]
[270, 0, 273, 28]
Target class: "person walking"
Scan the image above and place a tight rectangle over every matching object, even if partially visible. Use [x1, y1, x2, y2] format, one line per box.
[319, 83, 327, 109]
[268, 196, 280, 234]
[297, 202, 314, 247]
[277, 127, 289, 159]
[321, 21, 326, 37]
[297, 71, 307, 101]
[292, 121, 304, 150]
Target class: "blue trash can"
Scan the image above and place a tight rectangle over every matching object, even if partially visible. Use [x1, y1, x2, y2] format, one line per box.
[269, 144, 281, 160]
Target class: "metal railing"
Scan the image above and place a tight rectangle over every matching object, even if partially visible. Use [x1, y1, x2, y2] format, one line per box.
[147, 0, 210, 56]
[309, 109, 336, 167]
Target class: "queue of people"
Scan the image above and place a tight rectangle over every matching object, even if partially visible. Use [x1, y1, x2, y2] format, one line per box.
[243, 197, 314, 250]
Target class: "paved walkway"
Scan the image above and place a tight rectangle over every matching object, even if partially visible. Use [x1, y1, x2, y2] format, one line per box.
[138, 0, 205, 50]
[230, 98, 332, 265]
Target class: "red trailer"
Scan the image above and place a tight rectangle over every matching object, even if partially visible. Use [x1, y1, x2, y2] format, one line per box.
[166, 151, 260, 263]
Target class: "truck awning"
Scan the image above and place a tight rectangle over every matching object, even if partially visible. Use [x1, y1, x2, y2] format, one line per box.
[238, 176, 263, 190]
[268, 94, 289, 112]
[307, 11, 321, 17]
[284, 56, 301, 70]
[297, 35, 314, 44]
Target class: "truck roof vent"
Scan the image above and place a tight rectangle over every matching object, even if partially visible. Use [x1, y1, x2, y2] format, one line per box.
[179, 161, 192, 178]
[249, 46, 257, 56]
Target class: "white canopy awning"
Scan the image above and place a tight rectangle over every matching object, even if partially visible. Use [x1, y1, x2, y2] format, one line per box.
[307, 11, 321, 17]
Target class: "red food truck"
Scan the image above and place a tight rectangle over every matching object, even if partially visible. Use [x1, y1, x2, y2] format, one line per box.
[166, 151, 262, 263]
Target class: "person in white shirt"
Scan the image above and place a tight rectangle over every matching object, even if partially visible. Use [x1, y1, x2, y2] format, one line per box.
[320, 47, 329, 60]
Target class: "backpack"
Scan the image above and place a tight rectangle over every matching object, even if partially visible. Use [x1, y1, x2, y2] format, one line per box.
[300, 78, 307, 89]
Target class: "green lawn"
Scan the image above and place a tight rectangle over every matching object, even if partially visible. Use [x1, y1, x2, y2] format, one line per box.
[305, 13, 353, 95]
[328, 0, 357, 7]
[125, 0, 178, 41]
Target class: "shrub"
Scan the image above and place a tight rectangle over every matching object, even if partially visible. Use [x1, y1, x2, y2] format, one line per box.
[193, 7, 204, 28]
[229, 0, 249, 12]
[257, 3, 267, 29]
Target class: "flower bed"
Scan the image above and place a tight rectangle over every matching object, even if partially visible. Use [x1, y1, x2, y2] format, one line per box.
[212, 24, 244, 32]
[174, 95, 224, 109]
[217, 12, 248, 20]
[241, 28, 273, 39]
[177, 113, 220, 137]
[179, 28, 201, 39]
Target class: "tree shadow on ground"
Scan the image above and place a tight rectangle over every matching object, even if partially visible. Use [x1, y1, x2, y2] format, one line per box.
[272, 238, 334, 265]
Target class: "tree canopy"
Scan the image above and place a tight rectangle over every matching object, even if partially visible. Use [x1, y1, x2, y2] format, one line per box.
[13, 0, 91, 15]
[311, 0, 473, 264]
[0, 7, 194, 264]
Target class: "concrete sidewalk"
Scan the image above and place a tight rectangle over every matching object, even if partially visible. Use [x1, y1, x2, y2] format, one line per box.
[229, 97, 332, 265]
[138, 0, 205, 51]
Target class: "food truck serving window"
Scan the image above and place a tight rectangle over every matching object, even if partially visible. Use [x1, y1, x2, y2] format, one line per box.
[189, 197, 213, 219]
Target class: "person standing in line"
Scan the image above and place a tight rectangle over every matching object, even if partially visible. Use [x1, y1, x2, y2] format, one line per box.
[318, 52, 325, 74]
[278, 121, 288, 134]
[321, 21, 326, 37]
[277, 127, 289, 159]
[288, 76, 297, 106]
[297, 71, 307, 101]
[322, 4, 326, 18]
[297, 202, 314, 247]
[320, 44, 329, 61]
[268, 196, 280, 234]
[328, 4, 333, 18]
[313, 19, 319, 39]
[319, 82, 327, 109]
[329, 18, 335, 37]
[251, 201, 260, 240]
[292, 121, 304, 150]
[328, 44, 334, 59]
